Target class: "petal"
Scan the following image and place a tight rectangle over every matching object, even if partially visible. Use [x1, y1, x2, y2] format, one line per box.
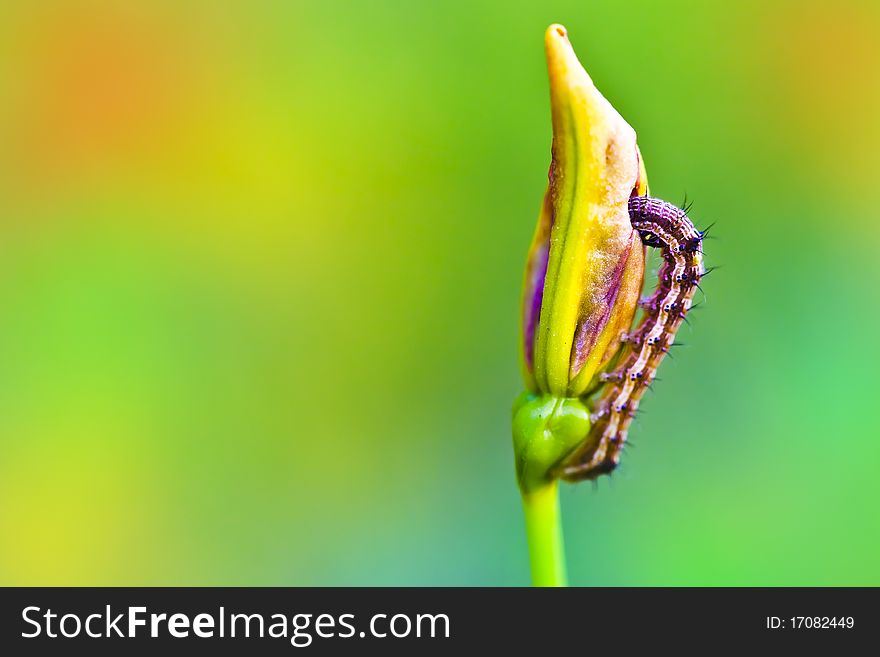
[531, 25, 644, 396]
[568, 229, 644, 396]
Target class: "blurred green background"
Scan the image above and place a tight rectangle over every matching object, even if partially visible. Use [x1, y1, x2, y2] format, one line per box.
[1, 0, 878, 585]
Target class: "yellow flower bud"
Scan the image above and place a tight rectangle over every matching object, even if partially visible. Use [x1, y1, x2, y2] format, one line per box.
[521, 25, 648, 399]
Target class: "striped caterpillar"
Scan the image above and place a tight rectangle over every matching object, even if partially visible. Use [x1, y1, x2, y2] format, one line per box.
[559, 195, 706, 482]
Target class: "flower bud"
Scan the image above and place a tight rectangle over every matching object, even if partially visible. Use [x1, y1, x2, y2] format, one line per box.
[521, 25, 647, 400]
[514, 25, 649, 492]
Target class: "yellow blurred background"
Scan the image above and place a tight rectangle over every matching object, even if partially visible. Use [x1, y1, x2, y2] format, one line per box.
[1, 0, 879, 585]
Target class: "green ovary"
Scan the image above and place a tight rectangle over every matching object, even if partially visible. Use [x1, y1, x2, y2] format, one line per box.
[512, 393, 592, 493]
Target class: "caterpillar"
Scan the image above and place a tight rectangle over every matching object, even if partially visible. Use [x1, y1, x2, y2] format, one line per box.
[558, 195, 706, 482]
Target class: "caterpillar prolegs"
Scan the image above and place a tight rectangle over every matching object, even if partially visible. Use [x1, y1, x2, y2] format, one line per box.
[558, 195, 706, 482]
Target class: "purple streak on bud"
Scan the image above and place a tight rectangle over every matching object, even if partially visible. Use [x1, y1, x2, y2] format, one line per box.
[523, 243, 549, 372]
[522, 192, 554, 375]
[569, 230, 637, 377]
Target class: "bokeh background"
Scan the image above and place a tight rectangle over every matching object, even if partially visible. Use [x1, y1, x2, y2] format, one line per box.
[1, 0, 878, 585]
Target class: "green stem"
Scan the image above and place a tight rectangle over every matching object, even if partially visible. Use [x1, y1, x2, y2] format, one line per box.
[521, 481, 567, 586]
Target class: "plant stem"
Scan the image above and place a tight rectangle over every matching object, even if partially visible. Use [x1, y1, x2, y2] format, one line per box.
[521, 481, 567, 586]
